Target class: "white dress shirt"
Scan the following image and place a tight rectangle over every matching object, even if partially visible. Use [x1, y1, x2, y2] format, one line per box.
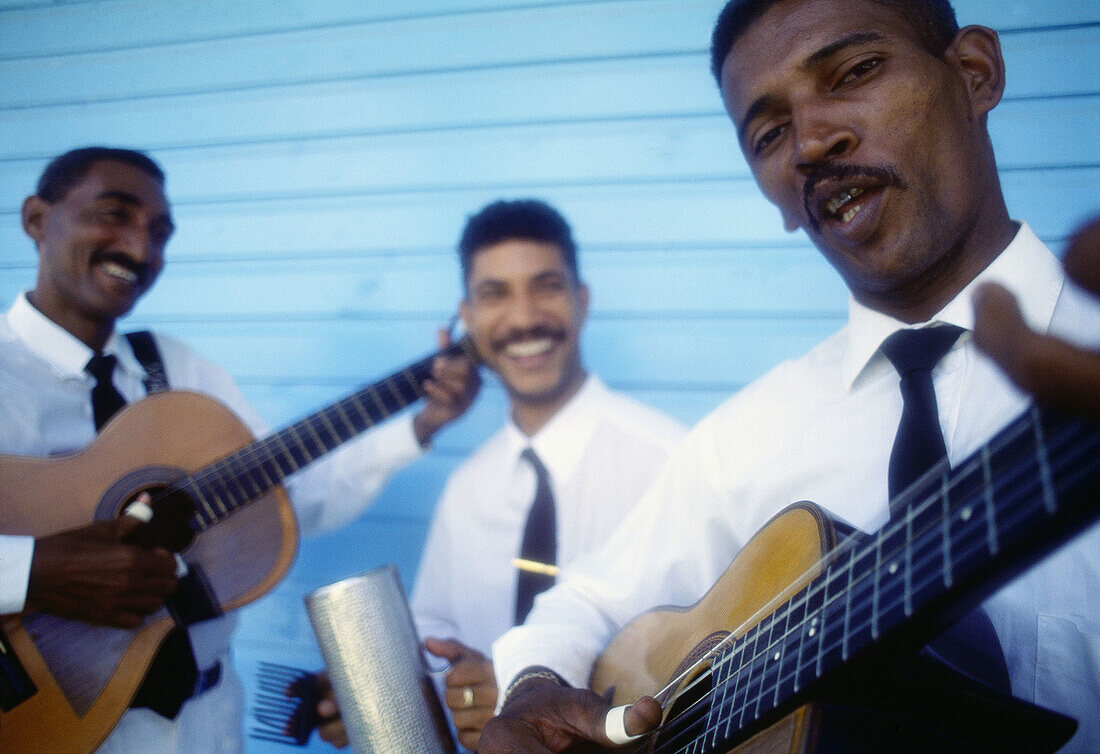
[411, 375, 686, 658]
[0, 292, 425, 753]
[493, 224, 1100, 752]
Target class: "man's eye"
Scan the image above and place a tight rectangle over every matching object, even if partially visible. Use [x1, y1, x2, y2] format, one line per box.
[477, 288, 505, 303]
[536, 279, 566, 294]
[838, 58, 880, 87]
[754, 124, 786, 155]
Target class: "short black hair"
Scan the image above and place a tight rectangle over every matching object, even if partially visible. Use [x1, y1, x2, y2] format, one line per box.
[710, 0, 959, 83]
[458, 199, 579, 289]
[36, 146, 165, 203]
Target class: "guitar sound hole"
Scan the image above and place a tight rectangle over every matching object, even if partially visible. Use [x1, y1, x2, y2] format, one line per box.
[117, 483, 198, 553]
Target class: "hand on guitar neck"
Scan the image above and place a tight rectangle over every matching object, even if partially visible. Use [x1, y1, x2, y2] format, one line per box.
[974, 216, 1100, 422]
[25, 492, 179, 628]
[412, 328, 482, 447]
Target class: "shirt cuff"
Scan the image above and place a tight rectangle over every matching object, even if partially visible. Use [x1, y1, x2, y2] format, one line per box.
[1, 535, 35, 614]
[491, 624, 596, 710]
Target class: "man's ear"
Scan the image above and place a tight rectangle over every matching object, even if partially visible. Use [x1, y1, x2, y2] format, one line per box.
[459, 298, 471, 330]
[946, 25, 1006, 119]
[576, 282, 590, 325]
[21, 195, 47, 246]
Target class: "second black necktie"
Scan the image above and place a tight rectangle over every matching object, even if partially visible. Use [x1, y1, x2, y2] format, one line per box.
[514, 448, 557, 624]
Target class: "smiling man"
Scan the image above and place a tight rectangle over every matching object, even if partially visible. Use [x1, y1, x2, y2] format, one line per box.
[0, 147, 476, 752]
[480, 2, 1100, 752]
[396, 199, 686, 751]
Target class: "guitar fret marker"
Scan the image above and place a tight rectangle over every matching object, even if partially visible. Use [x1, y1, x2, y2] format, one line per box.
[1031, 405, 1057, 515]
[981, 445, 999, 555]
[941, 477, 953, 589]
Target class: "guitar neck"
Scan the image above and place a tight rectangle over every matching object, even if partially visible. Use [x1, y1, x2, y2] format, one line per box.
[689, 406, 1100, 751]
[175, 337, 473, 529]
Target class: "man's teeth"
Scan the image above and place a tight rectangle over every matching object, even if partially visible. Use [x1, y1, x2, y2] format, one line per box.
[824, 186, 865, 218]
[101, 261, 138, 284]
[504, 338, 554, 358]
[841, 203, 864, 223]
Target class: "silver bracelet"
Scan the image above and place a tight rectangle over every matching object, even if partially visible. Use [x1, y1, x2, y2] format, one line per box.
[501, 669, 563, 707]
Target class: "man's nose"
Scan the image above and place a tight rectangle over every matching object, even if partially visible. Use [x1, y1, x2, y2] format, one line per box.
[792, 103, 858, 174]
[504, 291, 541, 330]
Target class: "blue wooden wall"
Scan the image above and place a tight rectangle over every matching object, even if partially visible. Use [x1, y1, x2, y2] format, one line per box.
[1, 1, 1096, 750]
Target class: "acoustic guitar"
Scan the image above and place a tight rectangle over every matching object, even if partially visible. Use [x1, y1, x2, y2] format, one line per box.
[590, 404, 1099, 752]
[0, 336, 477, 753]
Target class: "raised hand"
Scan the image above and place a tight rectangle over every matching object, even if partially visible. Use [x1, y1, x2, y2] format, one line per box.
[413, 328, 481, 446]
[974, 217, 1100, 421]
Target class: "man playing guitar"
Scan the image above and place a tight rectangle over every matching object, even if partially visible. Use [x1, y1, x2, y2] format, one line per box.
[481, 1, 1100, 751]
[0, 147, 478, 752]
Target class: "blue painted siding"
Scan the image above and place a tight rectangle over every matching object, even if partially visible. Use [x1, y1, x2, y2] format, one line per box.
[0, 1, 1096, 751]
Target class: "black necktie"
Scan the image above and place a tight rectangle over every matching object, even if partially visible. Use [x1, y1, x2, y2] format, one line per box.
[880, 325, 964, 507]
[86, 353, 201, 717]
[85, 353, 126, 430]
[514, 448, 557, 624]
[880, 325, 1012, 693]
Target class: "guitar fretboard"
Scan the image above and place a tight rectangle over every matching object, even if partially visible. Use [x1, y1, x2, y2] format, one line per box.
[170, 338, 472, 529]
[654, 406, 1100, 753]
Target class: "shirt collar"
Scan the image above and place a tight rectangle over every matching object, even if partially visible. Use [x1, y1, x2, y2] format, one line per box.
[6, 292, 147, 382]
[843, 222, 1064, 389]
[503, 374, 606, 484]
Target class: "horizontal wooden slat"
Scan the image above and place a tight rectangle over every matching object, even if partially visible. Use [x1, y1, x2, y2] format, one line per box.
[3, 165, 1092, 266]
[0, 0, 662, 59]
[1, 93, 1094, 210]
[104, 316, 842, 395]
[4, 0, 1094, 62]
[0, 242, 843, 317]
[1, 25, 1096, 161]
[0, 1, 717, 109]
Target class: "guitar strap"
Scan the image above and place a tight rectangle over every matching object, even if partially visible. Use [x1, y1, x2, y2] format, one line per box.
[125, 330, 169, 394]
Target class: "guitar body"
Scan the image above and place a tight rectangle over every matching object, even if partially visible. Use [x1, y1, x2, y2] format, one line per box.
[591, 503, 836, 708]
[591, 500, 1077, 754]
[590, 503, 834, 754]
[0, 391, 297, 753]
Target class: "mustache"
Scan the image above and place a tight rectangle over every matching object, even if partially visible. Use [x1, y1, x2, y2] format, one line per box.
[92, 250, 154, 286]
[491, 325, 566, 352]
[801, 163, 907, 231]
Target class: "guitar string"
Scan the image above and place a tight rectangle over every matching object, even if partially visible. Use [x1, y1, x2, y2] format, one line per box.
[653, 409, 1089, 751]
[137, 352, 442, 527]
[171, 335, 478, 525]
[649, 404, 1052, 705]
[653, 437, 1088, 754]
[657, 413, 1096, 754]
[649, 409, 1094, 752]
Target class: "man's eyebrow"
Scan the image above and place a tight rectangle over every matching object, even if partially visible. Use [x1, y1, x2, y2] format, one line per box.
[737, 31, 886, 145]
[802, 31, 884, 70]
[94, 190, 143, 205]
